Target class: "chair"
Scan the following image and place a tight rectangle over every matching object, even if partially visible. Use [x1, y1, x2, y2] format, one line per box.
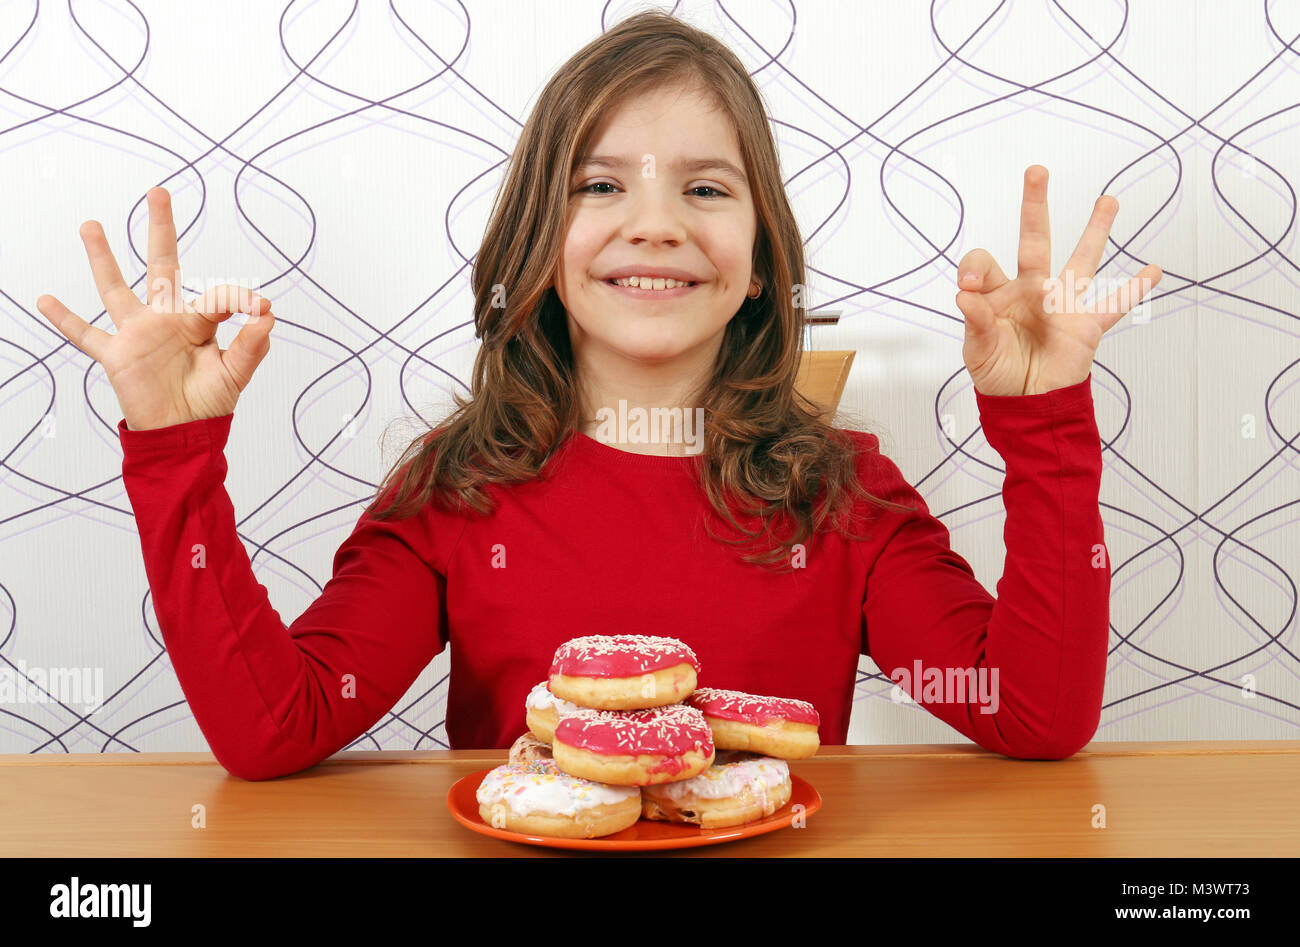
[795, 350, 855, 422]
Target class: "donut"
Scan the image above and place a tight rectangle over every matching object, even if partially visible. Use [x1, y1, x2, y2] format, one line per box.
[508, 731, 553, 764]
[524, 680, 582, 743]
[551, 703, 715, 786]
[687, 687, 820, 759]
[549, 634, 700, 710]
[475, 758, 641, 838]
[641, 750, 792, 828]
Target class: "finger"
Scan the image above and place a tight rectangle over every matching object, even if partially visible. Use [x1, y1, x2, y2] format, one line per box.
[1094, 263, 1163, 333]
[36, 294, 113, 362]
[955, 285, 999, 339]
[145, 187, 183, 313]
[1060, 194, 1119, 289]
[79, 221, 141, 329]
[189, 284, 270, 324]
[221, 309, 275, 392]
[957, 248, 1010, 295]
[1017, 165, 1051, 282]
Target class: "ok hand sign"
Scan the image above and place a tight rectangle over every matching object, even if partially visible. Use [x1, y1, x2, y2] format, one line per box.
[955, 165, 1162, 397]
[37, 187, 276, 430]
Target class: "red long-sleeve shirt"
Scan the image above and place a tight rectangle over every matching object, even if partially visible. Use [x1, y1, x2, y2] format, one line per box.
[117, 374, 1108, 781]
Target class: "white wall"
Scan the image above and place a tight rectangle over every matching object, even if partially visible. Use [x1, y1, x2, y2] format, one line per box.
[2, 0, 1296, 755]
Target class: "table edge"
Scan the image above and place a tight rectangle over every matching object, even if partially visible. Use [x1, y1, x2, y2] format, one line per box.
[1, 738, 1297, 767]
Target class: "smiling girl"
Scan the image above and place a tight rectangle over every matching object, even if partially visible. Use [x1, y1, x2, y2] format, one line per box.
[38, 11, 1159, 780]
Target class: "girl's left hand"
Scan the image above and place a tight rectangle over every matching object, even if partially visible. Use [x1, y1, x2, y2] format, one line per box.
[955, 165, 1163, 397]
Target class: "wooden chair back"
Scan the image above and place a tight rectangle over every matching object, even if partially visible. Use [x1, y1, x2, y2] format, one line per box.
[795, 350, 855, 422]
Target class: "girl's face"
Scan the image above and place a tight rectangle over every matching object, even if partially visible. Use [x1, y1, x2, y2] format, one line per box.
[556, 82, 758, 375]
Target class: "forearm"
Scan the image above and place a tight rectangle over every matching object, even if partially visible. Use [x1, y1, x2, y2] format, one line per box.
[975, 376, 1109, 757]
[121, 415, 337, 780]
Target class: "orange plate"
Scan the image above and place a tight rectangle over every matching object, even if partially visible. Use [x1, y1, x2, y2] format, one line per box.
[447, 769, 821, 851]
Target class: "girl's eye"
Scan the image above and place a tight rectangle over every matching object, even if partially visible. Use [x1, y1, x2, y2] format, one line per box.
[575, 182, 728, 198]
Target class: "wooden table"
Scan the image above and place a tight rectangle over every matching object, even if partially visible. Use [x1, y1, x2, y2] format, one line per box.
[2, 741, 1297, 857]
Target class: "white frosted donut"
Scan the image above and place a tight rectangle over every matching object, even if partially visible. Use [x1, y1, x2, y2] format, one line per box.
[549, 634, 700, 710]
[551, 703, 715, 786]
[523, 680, 582, 743]
[641, 750, 792, 828]
[475, 758, 641, 839]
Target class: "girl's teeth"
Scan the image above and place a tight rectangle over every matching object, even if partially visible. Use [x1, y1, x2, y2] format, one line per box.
[614, 276, 692, 290]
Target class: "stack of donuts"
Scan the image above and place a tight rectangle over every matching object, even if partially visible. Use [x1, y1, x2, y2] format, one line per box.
[476, 633, 821, 839]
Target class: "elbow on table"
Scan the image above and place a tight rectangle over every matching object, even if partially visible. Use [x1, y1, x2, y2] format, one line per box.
[211, 742, 329, 782]
[999, 725, 1096, 761]
[224, 759, 314, 782]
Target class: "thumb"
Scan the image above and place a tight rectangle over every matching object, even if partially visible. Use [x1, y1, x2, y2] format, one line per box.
[221, 310, 275, 391]
[955, 289, 997, 338]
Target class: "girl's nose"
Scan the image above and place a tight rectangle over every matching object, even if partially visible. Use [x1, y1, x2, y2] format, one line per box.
[619, 184, 688, 246]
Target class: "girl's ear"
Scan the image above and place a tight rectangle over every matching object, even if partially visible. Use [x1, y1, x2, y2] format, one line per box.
[747, 280, 762, 299]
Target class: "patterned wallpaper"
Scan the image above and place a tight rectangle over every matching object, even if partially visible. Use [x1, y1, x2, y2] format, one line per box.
[2, 0, 1297, 759]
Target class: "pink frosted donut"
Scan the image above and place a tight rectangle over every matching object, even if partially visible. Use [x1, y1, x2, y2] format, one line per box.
[548, 634, 700, 710]
[551, 703, 715, 786]
[687, 687, 820, 759]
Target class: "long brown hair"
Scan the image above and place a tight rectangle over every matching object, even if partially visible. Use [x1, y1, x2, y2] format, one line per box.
[366, 9, 916, 570]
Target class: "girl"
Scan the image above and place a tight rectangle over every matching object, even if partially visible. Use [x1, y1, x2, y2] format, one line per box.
[37, 11, 1160, 780]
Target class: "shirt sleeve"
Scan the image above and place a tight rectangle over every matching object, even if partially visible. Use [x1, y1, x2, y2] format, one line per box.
[118, 413, 451, 780]
[857, 373, 1108, 759]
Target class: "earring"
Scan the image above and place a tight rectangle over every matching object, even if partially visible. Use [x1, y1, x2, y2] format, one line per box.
[747, 282, 762, 299]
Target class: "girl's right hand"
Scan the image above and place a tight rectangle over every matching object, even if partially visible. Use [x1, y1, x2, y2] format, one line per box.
[36, 186, 276, 431]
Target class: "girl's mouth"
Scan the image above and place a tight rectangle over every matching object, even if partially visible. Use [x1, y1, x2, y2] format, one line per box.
[604, 277, 700, 298]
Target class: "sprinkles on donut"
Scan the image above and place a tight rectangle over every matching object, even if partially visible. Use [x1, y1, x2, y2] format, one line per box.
[551, 702, 715, 785]
[549, 634, 700, 710]
[641, 750, 793, 828]
[475, 758, 641, 838]
[472, 639, 823, 837]
[687, 686, 821, 759]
